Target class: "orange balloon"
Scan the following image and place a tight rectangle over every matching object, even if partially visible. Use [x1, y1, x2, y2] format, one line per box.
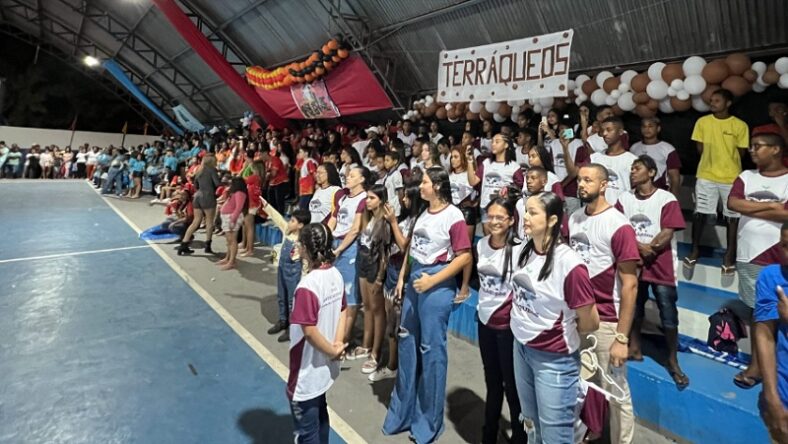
[725, 53, 751, 76]
[602, 76, 621, 93]
[328, 39, 339, 50]
[322, 45, 331, 55]
[635, 104, 656, 118]
[701, 60, 730, 84]
[630, 73, 650, 93]
[332, 55, 341, 63]
[338, 49, 349, 59]
[315, 66, 325, 75]
[305, 74, 315, 82]
[661, 63, 684, 83]
[581, 79, 597, 96]
[633, 91, 650, 104]
[670, 97, 692, 112]
[323, 61, 334, 70]
[722, 75, 752, 96]
[764, 67, 780, 85]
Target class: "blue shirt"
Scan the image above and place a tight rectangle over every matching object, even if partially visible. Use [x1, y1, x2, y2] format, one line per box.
[97, 153, 111, 166]
[130, 158, 146, 173]
[164, 155, 178, 171]
[144, 147, 157, 161]
[755, 264, 788, 409]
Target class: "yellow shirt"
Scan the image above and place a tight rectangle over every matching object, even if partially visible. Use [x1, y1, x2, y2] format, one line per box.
[692, 114, 749, 184]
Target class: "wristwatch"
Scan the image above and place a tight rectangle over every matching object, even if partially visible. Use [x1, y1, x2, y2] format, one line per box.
[614, 332, 629, 345]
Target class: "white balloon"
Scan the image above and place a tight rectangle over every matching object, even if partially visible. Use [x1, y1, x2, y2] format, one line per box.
[511, 105, 521, 115]
[692, 95, 710, 112]
[533, 104, 543, 114]
[541, 107, 550, 116]
[780, 73, 788, 89]
[539, 97, 554, 108]
[574, 87, 583, 97]
[468, 101, 483, 113]
[753, 82, 767, 93]
[575, 74, 591, 85]
[590, 89, 608, 106]
[667, 87, 677, 97]
[578, 93, 588, 103]
[648, 62, 666, 81]
[752, 61, 767, 76]
[445, 103, 453, 111]
[448, 117, 460, 123]
[605, 95, 617, 106]
[757, 76, 769, 87]
[646, 80, 669, 100]
[620, 70, 638, 85]
[511, 113, 519, 123]
[617, 92, 636, 111]
[617, 83, 631, 93]
[485, 101, 499, 113]
[676, 90, 690, 101]
[575, 97, 585, 106]
[402, 114, 409, 120]
[568, 79, 577, 91]
[682, 56, 706, 76]
[777, 57, 788, 75]
[658, 98, 674, 113]
[610, 89, 621, 99]
[507, 100, 519, 107]
[493, 113, 506, 123]
[683, 75, 706, 95]
[517, 100, 526, 106]
[596, 71, 614, 87]
[425, 95, 434, 103]
[670, 79, 684, 91]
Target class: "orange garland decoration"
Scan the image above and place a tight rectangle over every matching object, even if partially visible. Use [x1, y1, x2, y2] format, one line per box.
[246, 38, 350, 90]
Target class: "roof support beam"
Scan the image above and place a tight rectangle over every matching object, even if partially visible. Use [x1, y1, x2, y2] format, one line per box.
[72, 0, 88, 56]
[113, 3, 154, 58]
[370, 0, 485, 37]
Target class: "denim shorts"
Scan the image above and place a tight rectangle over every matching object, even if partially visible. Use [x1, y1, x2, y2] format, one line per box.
[635, 281, 679, 329]
[333, 238, 359, 306]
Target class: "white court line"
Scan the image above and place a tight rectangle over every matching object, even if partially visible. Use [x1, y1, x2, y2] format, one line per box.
[0, 245, 150, 264]
[87, 182, 367, 444]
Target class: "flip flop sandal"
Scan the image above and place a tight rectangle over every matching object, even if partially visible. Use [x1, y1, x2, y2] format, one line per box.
[721, 264, 737, 276]
[669, 369, 690, 390]
[733, 371, 762, 389]
[682, 257, 698, 269]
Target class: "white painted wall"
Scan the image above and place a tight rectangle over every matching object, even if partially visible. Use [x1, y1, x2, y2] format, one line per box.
[0, 125, 162, 149]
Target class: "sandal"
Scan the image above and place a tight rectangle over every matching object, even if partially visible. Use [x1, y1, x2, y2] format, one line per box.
[669, 369, 690, 390]
[361, 357, 379, 374]
[345, 346, 370, 361]
[721, 264, 737, 276]
[733, 371, 762, 389]
[682, 257, 698, 269]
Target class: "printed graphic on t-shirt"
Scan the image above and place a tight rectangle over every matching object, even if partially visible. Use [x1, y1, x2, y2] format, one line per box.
[336, 207, 351, 232]
[606, 168, 621, 191]
[484, 172, 506, 196]
[309, 198, 322, 212]
[629, 213, 655, 241]
[512, 270, 537, 314]
[411, 227, 432, 255]
[569, 232, 592, 264]
[747, 190, 781, 202]
[477, 263, 509, 298]
[451, 181, 473, 204]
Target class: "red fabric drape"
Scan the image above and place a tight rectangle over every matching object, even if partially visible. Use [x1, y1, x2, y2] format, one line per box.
[152, 0, 288, 128]
[254, 55, 393, 119]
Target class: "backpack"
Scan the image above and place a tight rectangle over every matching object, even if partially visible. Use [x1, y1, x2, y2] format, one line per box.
[707, 308, 748, 354]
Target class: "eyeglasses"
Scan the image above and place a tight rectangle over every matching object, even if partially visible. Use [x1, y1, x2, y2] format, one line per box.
[749, 142, 774, 151]
[487, 215, 510, 222]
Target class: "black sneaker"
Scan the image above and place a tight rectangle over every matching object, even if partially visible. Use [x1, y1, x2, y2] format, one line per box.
[267, 320, 287, 335]
[277, 330, 290, 343]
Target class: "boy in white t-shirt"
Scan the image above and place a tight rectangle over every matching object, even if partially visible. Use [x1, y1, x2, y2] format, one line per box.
[590, 117, 638, 205]
[287, 223, 347, 444]
[629, 117, 682, 198]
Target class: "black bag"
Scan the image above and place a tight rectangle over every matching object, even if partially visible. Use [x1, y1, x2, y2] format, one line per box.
[707, 308, 748, 354]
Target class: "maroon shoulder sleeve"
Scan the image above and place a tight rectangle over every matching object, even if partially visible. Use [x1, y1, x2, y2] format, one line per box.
[551, 182, 565, 200]
[729, 176, 745, 200]
[611, 224, 640, 263]
[290, 288, 320, 326]
[576, 144, 590, 165]
[513, 168, 525, 189]
[356, 198, 367, 214]
[476, 161, 485, 181]
[666, 150, 681, 170]
[614, 200, 624, 213]
[660, 200, 686, 230]
[564, 264, 596, 309]
[449, 219, 472, 253]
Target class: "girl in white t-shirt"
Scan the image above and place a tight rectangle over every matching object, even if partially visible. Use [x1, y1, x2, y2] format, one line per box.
[449, 145, 479, 244]
[476, 194, 526, 444]
[338, 147, 362, 188]
[383, 167, 472, 444]
[309, 163, 342, 225]
[511, 192, 599, 443]
[287, 223, 347, 443]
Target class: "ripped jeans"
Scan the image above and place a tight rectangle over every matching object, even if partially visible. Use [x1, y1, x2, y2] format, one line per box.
[513, 342, 579, 444]
[383, 261, 455, 444]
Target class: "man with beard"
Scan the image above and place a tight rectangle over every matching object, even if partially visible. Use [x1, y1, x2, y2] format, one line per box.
[728, 132, 788, 390]
[615, 155, 687, 388]
[590, 117, 638, 205]
[568, 163, 639, 443]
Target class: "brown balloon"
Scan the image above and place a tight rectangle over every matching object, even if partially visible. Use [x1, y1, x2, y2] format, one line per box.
[722, 75, 752, 96]
[764, 67, 780, 85]
[633, 92, 650, 104]
[435, 107, 447, 120]
[466, 111, 480, 121]
[630, 73, 650, 93]
[497, 103, 512, 118]
[661, 63, 684, 83]
[701, 60, 730, 84]
[743, 69, 758, 82]
[447, 107, 458, 120]
[635, 104, 656, 118]
[582, 79, 598, 96]
[646, 99, 659, 111]
[479, 108, 493, 120]
[455, 102, 467, 115]
[422, 103, 437, 117]
[611, 105, 624, 116]
[725, 53, 751, 76]
[603, 76, 621, 94]
[670, 97, 692, 112]
[701, 84, 720, 103]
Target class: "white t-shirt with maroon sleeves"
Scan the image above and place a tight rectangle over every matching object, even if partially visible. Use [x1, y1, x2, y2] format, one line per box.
[589, 151, 638, 205]
[509, 244, 595, 354]
[615, 189, 686, 287]
[549, 138, 585, 182]
[310, 185, 341, 225]
[730, 170, 788, 265]
[287, 265, 346, 402]
[332, 190, 366, 239]
[450, 171, 476, 205]
[476, 159, 525, 209]
[630, 141, 681, 190]
[410, 205, 471, 265]
[567, 206, 640, 323]
[476, 237, 525, 329]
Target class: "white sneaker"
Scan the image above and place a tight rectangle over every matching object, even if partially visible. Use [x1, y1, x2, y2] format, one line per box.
[368, 367, 396, 382]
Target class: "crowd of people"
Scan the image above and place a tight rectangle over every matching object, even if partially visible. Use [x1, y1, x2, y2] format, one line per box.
[3, 90, 787, 443]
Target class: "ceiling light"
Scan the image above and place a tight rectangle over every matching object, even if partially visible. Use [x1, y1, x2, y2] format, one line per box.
[83, 55, 100, 67]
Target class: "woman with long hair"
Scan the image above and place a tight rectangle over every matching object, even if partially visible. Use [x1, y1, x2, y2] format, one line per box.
[309, 163, 343, 225]
[511, 192, 599, 442]
[327, 165, 373, 357]
[383, 167, 472, 443]
[338, 146, 362, 187]
[449, 145, 479, 244]
[526, 145, 564, 198]
[178, 155, 221, 255]
[217, 177, 248, 270]
[355, 184, 392, 375]
[419, 141, 442, 171]
[241, 159, 265, 257]
[476, 193, 526, 444]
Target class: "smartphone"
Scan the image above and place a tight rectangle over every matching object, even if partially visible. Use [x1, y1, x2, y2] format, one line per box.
[562, 128, 574, 139]
[541, 116, 548, 126]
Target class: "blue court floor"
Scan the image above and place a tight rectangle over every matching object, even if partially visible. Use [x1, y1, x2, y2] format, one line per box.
[0, 181, 344, 443]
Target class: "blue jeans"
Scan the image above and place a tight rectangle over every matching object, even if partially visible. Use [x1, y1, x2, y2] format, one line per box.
[383, 261, 455, 443]
[634, 281, 679, 328]
[277, 239, 302, 323]
[513, 343, 579, 444]
[290, 394, 329, 444]
[102, 167, 123, 194]
[332, 238, 359, 306]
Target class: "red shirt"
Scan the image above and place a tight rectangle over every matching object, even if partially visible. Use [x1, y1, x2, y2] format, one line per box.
[267, 156, 288, 186]
[245, 174, 263, 208]
[297, 158, 318, 196]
